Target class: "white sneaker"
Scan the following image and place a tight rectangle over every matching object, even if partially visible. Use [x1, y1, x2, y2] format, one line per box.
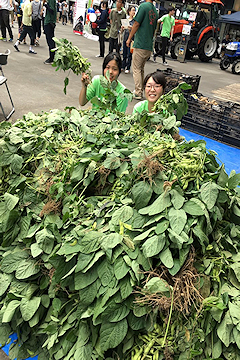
[125, 69, 130, 74]
[163, 61, 168, 66]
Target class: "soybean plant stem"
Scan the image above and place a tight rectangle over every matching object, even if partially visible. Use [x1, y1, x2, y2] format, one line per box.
[162, 289, 174, 347]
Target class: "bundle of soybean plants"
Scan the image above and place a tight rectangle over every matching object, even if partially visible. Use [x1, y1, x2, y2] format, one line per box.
[0, 83, 240, 360]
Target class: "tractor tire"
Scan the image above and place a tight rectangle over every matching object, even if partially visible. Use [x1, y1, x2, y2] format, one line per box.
[198, 33, 217, 62]
[220, 56, 231, 70]
[170, 37, 181, 59]
[232, 59, 240, 74]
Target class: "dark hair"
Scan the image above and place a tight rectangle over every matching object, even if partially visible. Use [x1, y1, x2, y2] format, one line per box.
[102, 52, 122, 75]
[168, 6, 175, 12]
[143, 71, 167, 92]
[100, 0, 108, 9]
[127, 5, 135, 15]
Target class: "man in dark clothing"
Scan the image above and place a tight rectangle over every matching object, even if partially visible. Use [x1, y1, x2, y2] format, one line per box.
[0, 0, 14, 41]
[43, 0, 57, 64]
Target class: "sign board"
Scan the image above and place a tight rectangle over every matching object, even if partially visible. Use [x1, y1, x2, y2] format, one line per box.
[188, 12, 197, 21]
[177, 35, 189, 63]
[182, 24, 191, 35]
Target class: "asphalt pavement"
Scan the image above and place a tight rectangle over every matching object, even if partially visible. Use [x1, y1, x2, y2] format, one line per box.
[0, 20, 239, 123]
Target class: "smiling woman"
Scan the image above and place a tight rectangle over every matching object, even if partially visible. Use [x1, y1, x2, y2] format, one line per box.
[79, 52, 129, 113]
[133, 71, 167, 114]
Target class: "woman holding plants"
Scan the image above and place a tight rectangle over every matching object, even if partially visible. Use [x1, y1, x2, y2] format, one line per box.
[79, 52, 129, 112]
[132, 71, 166, 114]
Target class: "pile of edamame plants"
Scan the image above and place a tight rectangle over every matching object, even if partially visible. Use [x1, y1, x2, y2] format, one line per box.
[0, 82, 240, 360]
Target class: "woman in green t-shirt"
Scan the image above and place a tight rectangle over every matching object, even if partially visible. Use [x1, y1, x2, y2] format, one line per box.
[133, 71, 166, 114]
[79, 52, 128, 113]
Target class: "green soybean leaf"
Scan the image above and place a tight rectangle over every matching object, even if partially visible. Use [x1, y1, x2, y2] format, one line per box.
[35, 228, 55, 254]
[75, 268, 98, 290]
[74, 343, 93, 360]
[142, 235, 165, 258]
[111, 206, 133, 225]
[99, 318, 128, 352]
[200, 182, 219, 210]
[132, 181, 153, 209]
[15, 259, 40, 279]
[159, 247, 174, 268]
[228, 172, 240, 189]
[79, 231, 101, 254]
[20, 297, 41, 321]
[170, 189, 185, 210]
[114, 257, 129, 280]
[183, 198, 205, 216]
[3, 193, 19, 211]
[169, 208, 187, 235]
[217, 311, 233, 347]
[0, 273, 12, 296]
[1, 251, 28, 273]
[144, 277, 170, 297]
[2, 300, 21, 323]
[155, 219, 169, 234]
[108, 305, 130, 322]
[139, 192, 171, 216]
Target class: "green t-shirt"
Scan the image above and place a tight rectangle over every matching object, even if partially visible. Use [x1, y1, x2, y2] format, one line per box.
[86, 75, 128, 113]
[132, 100, 149, 114]
[109, 8, 126, 39]
[133, 2, 158, 51]
[160, 14, 175, 38]
[44, 0, 57, 25]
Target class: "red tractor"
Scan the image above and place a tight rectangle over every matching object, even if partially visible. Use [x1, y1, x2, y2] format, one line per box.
[155, 0, 224, 62]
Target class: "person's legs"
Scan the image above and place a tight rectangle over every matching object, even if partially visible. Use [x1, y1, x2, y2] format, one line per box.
[109, 37, 114, 53]
[37, 19, 41, 40]
[14, 24, 28, 50]
[161, 37, 168, 63]
[32, 20, 37, 43]
[0, 10, 6, 39]
[122, 40, 127, 69]
[98, 30, 105, 57]
[44, 23, 55, 62]
[126, 46, 132, 71]
[2, 9, 13, 39]
[132, 48, 151, 98]
[27, 26, 36, 50]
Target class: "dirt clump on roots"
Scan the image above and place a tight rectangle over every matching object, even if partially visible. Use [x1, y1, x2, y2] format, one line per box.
[137, 151, 165, 184]
[39, 199, 62, 217]
[135, 247, 203, 316]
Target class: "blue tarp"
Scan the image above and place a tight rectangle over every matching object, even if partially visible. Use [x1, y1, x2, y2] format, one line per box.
[179, 128, 240, 175]
[220, 11, 240, 25]
[1, 129, 240, 360]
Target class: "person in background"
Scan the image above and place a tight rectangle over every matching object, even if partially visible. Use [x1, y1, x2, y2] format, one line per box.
[43, 0, 56, 64]
[32, 0, 42, 46]
[95, 0, 108, 58]
[108, 0, 126, 53]
[69, 4, 73, 24]
[56, 0, 60, 22]
[13, 0, 37, 53]
[79, 52, 129, 113]
[121, 5, 135, 73]
[61, 0, 67, 24]
[58, 0, 62, 21]
[221, 34, 231, 57]
[133, 71, 166, 114]
[126, 0, 158, 100]
[0, 0, 14, 41]
[158, 6, 175, 65]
